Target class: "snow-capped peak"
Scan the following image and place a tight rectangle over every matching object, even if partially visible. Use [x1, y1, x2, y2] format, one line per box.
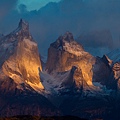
[50, 32, 85, 56]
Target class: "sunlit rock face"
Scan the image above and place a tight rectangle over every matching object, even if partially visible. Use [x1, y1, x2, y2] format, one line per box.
[113, 62, 120, 80]
[0, 19, 43, 88]
[46, 32, 94, 87]
[46, 32, 114, 89]
[112, 62, 120, 89]
[107, 49, 120, 89]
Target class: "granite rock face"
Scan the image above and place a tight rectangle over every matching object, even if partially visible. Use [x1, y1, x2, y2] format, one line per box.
[46, 32, 113, 90]
[46, 32, 94, 87]
[0, 20, 61, 117]
[0, 19, 43, 88]
[0, 20, 120, 119]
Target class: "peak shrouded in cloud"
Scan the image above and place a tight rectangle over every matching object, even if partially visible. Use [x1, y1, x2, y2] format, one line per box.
[0, 0, 120, 56]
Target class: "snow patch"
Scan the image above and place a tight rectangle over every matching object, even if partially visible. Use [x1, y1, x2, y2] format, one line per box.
[62, 40, 86, 56]
[23, 38, 37, 46]
[40, 70, 70, 94]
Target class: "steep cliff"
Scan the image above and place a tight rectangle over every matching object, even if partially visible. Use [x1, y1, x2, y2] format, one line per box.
[46, 32, 113, 90]
[0, 19, 62, 117]
[0, 19, 43, 89]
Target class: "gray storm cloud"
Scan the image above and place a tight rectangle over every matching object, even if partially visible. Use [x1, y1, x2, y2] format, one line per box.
[0, 0, 18, 21]
[0, 0, 120, 56]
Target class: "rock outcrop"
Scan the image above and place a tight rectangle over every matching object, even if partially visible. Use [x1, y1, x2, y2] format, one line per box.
[107, 49, 120, 89]
[46, 32, 95, 87]
[0, 20, 120, 119]
[0, 19, 43, 88]
[0, 19, 62, 117]
[46, 32, 114, 90]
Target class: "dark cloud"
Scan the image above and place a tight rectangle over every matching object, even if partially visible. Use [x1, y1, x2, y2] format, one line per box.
[18, 4, 28, 13]
[0, 0, 18, 21]
[78, 30, 113, 49]
[0, 0, 120, 56]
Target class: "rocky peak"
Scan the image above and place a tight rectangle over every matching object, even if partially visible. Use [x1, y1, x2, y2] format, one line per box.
[0, 19, 44, 90]
[18, 19, 29, 31]
[12, 19, 30, 38]
[46, 32, 117, 91]
[51, 32, 74, 49]
[112, 62, 120, 80]
[62, 31, 74, 42]
[102, 55, 113, 67]
[50, 32, 84, 56]
[46, 32, 96, 88]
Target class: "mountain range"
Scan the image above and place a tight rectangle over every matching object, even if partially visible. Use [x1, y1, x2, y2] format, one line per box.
[0, 19, 120, 120]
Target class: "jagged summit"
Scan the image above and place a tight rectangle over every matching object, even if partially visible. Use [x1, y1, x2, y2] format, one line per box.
[102, 55, 113, 66]
[62, 31, 74, 42]
[1, 20, 120, 119]
[0, 20, 44, 90]
[50, 32, 84, 56]
[12, 19, 30, 38]
[18, 19, 29, 31]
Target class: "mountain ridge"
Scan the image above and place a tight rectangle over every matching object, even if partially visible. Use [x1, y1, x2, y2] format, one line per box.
[0, 20, 120, 119]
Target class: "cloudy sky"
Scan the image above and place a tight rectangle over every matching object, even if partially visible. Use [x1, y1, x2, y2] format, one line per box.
[18, 0, 61, 11]
[0, 0, 120, 56]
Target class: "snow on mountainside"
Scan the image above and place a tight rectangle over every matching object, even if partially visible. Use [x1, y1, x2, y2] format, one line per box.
[0, 20, 61, 117]
[0, 20, 120, 119]
[45, 32, 116, 95]
[53, 32, 86, 56]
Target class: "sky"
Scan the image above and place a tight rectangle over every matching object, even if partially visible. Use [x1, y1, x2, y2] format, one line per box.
[0, 0, 120, 56]
[18, 0, 61, 11]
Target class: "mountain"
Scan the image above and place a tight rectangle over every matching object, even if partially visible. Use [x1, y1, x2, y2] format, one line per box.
[107, 49, 120, 89]
[0, 19, 60, 117]
[46, 32, 115, 91]
[44, 32, 120, 119]
[0, 19, 43, 86]
[0, 20, 120, 120]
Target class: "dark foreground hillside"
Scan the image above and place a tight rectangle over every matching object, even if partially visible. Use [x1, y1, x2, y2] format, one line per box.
[0, 115, 87, 120]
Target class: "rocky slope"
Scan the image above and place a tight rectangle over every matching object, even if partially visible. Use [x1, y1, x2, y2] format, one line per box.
[0, 19, 60, 117]
[0, 20, 120, 120]
[0, 19, 43, 89]
[46, 32, 114, 91]
[107, 49, 120, 89]
[43, 32, 120, 120]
